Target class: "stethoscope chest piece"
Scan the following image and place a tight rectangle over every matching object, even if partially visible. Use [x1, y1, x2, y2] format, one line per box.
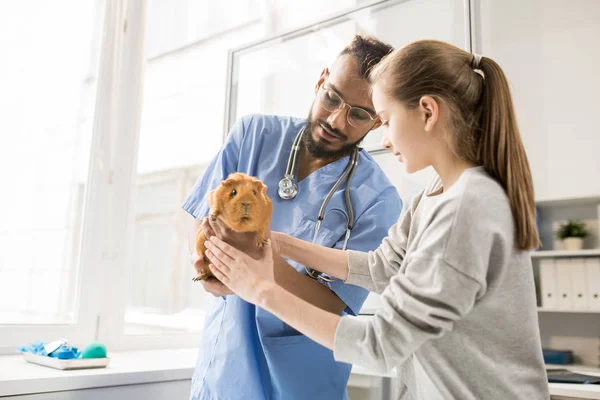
[278, 176, 298, 200]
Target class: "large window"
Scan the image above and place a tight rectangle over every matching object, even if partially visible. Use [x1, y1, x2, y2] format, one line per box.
[2, 0, 419, 352]
[228, 0, 470, 152]
[0, 0, 104, 338]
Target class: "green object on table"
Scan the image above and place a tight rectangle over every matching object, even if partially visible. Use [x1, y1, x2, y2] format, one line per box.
[80, 341, 107, 359]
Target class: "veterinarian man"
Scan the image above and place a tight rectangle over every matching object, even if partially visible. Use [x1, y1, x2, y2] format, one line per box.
[183, 35, 402, 400]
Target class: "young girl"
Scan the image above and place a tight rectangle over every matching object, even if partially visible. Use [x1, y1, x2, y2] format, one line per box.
[204, 40, 550, 399]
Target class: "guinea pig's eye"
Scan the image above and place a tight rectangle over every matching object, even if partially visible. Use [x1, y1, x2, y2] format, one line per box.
[230, 189, 237, 198]
[252, 189, 257, 196]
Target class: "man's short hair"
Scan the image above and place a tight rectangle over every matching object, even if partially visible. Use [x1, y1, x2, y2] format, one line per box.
[338, 35, 394, 79]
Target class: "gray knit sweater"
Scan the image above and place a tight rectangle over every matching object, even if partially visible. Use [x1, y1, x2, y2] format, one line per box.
[334, 167, 549, 399]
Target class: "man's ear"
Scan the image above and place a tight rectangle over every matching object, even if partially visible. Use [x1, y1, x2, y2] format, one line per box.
[315, 68, 329, 93]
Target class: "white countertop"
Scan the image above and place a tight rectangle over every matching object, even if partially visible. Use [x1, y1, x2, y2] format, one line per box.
[0, 349, 196, 397]
[1, 349, 599, 398]
[549, 383, 600, 400]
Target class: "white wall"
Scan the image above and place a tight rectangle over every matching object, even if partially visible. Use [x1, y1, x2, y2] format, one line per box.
[372, 0, 600, 204]
[235, 0, 600, 203]
[476, 0, 600, 201]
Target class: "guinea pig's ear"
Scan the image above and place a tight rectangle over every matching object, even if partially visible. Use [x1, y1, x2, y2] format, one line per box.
[261, 184, 268, 194]
[251, 179, 265, 192]
[207, 188, 217, 208]
[221, 178, 235, 187]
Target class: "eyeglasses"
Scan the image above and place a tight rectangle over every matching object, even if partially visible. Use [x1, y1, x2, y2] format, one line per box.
[318, 85, 378, 129]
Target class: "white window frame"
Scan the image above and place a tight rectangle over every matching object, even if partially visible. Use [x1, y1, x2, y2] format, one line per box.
[112, 164, 209, 351]
[78, 0, 207, 352]
[0, 0, 154, 354]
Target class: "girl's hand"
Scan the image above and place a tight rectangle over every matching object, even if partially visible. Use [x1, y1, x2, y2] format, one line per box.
[270, 231, 282, 257]
[207, 217, 262, 259]
[205, 236, 276, 305]
[189, 250, 233, 296]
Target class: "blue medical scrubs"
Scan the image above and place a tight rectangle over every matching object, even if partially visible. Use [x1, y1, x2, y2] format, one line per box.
[183, 114, 402, 400]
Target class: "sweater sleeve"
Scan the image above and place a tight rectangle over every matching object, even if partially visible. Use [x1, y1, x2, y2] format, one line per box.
[334, 192, 493, 373]
[334, 258, 481, 373]
[345, 191, 423, 294]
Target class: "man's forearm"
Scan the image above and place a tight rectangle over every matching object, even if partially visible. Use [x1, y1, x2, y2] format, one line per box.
[277, 233, 349, 281]
[258, 282, 340, 350]
[273, 254, 346, 315]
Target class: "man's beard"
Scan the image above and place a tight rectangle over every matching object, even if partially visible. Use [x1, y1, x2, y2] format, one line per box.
[303, 109, 365, 160]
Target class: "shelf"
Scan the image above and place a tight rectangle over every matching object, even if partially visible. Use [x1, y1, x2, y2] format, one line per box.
[536, 196, 600, 209]
[531, 249, 600, 258]
[537, 307, 600, 314]
[546, 364, 600, 373]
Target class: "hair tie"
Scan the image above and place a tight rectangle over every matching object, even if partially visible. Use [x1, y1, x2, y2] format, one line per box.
[471, 53, 483, 70]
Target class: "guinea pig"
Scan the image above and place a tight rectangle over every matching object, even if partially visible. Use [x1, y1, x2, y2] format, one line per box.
[193, 172, 273, 282]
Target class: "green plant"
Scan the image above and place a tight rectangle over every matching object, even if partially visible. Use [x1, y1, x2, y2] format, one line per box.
[556, 220, 588, 240]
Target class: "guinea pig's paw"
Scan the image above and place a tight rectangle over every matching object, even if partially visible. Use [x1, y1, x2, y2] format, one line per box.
[192, 270, 212, 282]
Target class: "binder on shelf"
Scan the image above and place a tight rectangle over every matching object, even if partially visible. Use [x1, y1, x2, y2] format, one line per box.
[585, 257, 600, 310]
[542, 349, 574, 365]
[571, 258, 588, 310]
[555, 259, 573, 310]
[539, 259, 557, 309]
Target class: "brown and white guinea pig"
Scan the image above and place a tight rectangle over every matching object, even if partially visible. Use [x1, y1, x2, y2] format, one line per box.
[193, 172, 273, 282]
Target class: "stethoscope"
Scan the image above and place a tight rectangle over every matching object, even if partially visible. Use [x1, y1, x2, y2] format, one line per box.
[278, 126, 358, 282]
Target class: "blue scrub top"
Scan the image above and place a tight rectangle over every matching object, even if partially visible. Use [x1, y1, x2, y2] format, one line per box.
[183, 114, 402, 400]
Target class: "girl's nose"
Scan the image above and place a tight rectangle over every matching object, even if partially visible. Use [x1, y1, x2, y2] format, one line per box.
[381, 136, 393, 150]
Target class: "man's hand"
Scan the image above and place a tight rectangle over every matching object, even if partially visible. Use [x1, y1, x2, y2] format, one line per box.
[190, 250, 233, 296]
[202, 276, 234, 297]
[205, 217, 263, 259]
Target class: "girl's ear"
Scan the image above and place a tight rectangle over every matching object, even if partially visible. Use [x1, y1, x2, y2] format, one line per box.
[419, 96, 439, 132]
